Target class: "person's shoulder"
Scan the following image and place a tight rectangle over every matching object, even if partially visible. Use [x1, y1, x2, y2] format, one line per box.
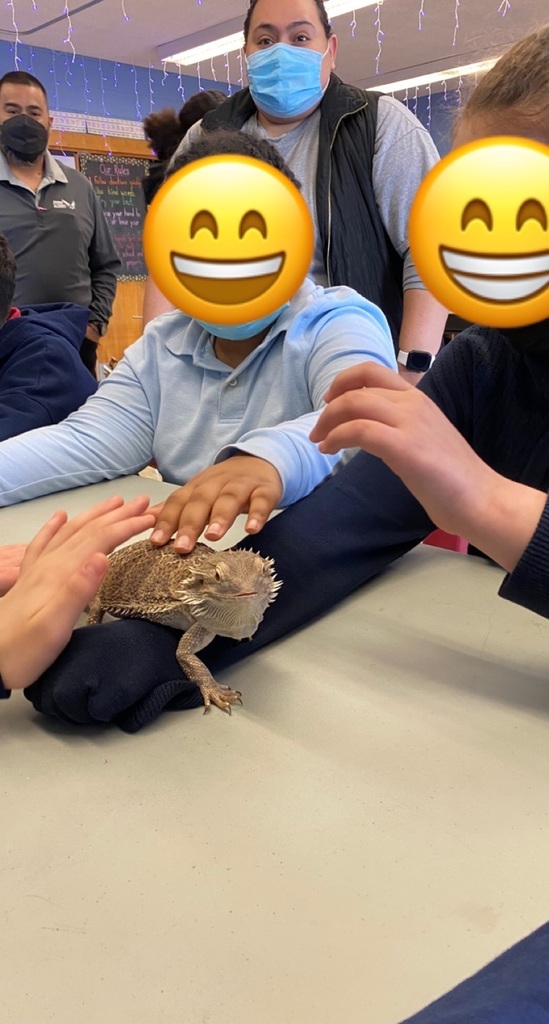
[450, 324, 514, 365]
[5, 302, 89, 346]
[19, 300, 89, 321]
[53, 161, 87, 184]
[1, 313, 95, 387]
[432, 324, 518, 392]
[170, 120, 204, 167]
[129, 309, 197, 358]
[375, 94, 428, 130]
[285, 277, 336, 318]
[284, 279, 389, 334]
[185, 119, 204, 144]
[51, 160, 97, 198]
[376, 94, 436, 145]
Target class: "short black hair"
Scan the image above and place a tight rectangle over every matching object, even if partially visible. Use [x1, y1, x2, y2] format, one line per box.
[243, 0, 333, 43]
[168, 127, 301, 190]
[0, 71, 48, 106]
[0, 234, 16, 327]
[178, 90, 228, 136]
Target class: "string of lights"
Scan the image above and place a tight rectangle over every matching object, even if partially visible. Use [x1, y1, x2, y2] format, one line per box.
[0, 0, 521, 139]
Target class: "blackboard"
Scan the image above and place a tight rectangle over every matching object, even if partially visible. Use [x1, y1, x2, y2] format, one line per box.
[79, 154, 149, 281]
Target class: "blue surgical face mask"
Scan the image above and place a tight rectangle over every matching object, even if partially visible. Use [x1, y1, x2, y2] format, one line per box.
[197, 303, 289, 342]
[246, 42, 329, 120]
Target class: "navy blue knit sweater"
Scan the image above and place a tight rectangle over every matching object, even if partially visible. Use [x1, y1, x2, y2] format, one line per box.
[206, 322, 549, 669]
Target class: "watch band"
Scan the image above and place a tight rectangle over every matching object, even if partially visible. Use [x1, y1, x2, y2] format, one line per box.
[88, 322, 107, 338]
[0, 672, 11, 698]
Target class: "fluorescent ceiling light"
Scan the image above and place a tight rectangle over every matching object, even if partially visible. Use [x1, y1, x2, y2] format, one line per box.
[374, 58, 498, 94]
[166, 32, 244, 67]
[325, 0, 379, 16]
[162, 0, 379, 66]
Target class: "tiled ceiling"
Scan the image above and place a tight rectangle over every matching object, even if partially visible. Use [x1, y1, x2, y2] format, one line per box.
[0, 0, 545, 89]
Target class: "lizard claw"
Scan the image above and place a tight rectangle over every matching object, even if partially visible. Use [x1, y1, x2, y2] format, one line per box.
[200, 680, 244, 715]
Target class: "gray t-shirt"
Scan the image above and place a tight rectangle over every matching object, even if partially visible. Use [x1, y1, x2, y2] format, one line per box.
[177, 95, 439, 291]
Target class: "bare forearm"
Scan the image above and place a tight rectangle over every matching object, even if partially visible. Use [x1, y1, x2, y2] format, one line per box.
[459, 473, 546, 573]
[311, 362, 547, 575]
[399, 288, 448, 358]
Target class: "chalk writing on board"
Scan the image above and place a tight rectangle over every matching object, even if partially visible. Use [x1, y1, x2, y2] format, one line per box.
[79, 154, 150, 282]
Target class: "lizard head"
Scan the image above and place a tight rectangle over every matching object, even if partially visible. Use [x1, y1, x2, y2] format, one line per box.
[177, 547, 282, 640]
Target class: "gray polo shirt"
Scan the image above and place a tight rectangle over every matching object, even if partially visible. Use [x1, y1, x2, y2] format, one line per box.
[0, 151, 121, 326]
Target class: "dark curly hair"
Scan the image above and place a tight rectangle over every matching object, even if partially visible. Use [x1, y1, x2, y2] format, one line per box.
[243, 0, 332, 43]
[143, 90, 227, 162]
[168, 127, 301, 190]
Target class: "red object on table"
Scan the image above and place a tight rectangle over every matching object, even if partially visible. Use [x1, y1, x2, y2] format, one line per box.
[423, 529, 468, 553]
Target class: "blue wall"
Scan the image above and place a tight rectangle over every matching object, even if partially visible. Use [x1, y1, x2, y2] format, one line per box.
[409, 90, 461, 157]
[0, 41, 229, 122]
[0, 40, 460, 153]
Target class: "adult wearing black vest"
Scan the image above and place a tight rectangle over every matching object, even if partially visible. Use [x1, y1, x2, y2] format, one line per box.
[145, 0, 447, 379]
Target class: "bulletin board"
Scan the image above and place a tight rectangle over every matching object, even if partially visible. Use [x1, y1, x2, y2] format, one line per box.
[79, 153, 150, 281]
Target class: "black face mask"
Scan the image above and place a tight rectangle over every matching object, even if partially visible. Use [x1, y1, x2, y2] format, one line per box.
[504, 318, 549, 361]
[0, 113, 48, 162]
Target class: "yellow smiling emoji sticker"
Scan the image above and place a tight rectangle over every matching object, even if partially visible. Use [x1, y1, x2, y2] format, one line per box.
[409, 137, 549, 328]
[143, 154, 314, 324]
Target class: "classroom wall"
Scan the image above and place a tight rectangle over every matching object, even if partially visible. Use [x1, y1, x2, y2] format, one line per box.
[0, 40, 461, 363]
[0, 40, 460, 153]
[410, 90, 462, 157]
[0, 41, 229, 124]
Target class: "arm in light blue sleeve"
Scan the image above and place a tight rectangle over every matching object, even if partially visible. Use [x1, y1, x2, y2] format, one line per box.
[0, 353, 156, 506]
[215, 301, 397, 506]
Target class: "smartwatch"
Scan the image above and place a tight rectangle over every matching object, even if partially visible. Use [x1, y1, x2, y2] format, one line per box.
[397, 349, 435, 373]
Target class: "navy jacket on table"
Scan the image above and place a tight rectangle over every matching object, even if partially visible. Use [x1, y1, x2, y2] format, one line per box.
[398, 919, 549, 1024]
[0, 302, 96, 441]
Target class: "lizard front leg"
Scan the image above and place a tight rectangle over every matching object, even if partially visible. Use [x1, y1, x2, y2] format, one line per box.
[87, 596, 105, 625]
[176, 623, 243, 715]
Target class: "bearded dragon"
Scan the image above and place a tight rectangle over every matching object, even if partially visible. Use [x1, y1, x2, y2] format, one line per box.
[87, 540, 281, 713]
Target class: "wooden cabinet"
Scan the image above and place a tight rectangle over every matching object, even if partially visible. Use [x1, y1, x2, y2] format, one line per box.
[98, 280, 145, 364]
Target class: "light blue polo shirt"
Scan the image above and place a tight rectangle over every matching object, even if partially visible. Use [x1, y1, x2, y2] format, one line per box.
[0, 277, 396, 507]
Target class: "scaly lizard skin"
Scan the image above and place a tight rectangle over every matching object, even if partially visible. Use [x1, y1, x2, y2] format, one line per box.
[87, 540, 281, 713]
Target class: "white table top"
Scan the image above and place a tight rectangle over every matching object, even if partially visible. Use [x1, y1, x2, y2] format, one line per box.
[2, 478, 549, 1024]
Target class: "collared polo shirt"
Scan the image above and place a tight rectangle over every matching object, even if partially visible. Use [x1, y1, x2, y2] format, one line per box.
[0, 151, 120, 323]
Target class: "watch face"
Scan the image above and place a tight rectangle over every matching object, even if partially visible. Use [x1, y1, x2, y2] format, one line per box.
[408, 351, 432, 372]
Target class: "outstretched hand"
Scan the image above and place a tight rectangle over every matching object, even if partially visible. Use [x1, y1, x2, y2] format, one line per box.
[309, 361, 545, 570]
[150, 455, 283, 552]
[0, 544, 27, 595]
[0, 494, 155, 690]
[309, 361, 497, 536]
